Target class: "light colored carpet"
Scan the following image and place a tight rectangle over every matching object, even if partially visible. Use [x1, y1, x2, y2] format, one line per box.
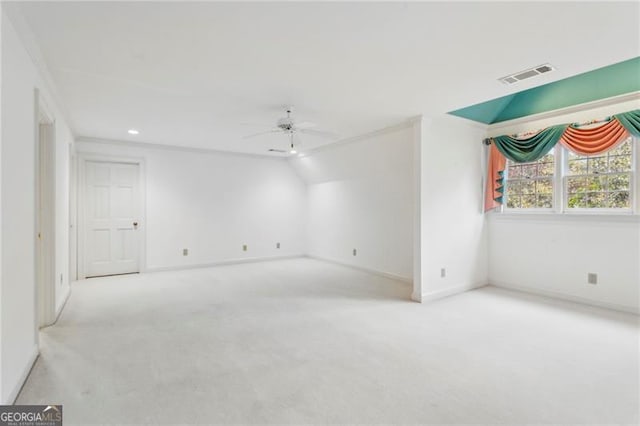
[17, 258, 639, 424]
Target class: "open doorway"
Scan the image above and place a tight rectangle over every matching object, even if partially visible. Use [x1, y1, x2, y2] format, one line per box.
[35, 90, 57, 328]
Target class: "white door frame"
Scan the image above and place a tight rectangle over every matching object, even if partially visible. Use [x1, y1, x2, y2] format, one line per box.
[69, 149, 77, 281]
[76, 153, 146, 279]
[35, 90, 56, 328]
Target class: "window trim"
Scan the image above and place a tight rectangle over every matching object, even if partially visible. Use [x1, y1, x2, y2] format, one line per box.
[500, 137, 637, 215]
[503, 147, 558, 213]
[563, 137, 635, 213]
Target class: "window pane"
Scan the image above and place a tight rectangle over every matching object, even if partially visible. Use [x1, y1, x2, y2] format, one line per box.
[588, 176, 607, 191]
[609, 155, 632, 172]
[609, 139, 632, 156]
[587, 156, 608, 174]
[506, 195, 520, 209]
[507, 164, 522, 179]
[521, 194, 536, 208]
[608, 191, 630, 208]
[537, 194, 553, 208]
[568, 159, 587, 174]
[608, 174, 630, 191]
[567, 177, 586, 194]
[506, 180, 521, 194]
[586, 192, 606, 208]
[567, 193, 587, 208]
[567, 149, 581, 160]
[538, 161, 554, 176]
[536, 179, 553, 195]
[522, 164, 537, 178]
[520, 180, 535, 194]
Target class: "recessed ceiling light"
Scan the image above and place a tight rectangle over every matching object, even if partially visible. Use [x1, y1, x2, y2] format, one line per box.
[128, 129, 139, 135]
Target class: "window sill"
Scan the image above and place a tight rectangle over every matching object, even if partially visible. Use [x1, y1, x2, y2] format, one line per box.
[488, 211, 640, 223]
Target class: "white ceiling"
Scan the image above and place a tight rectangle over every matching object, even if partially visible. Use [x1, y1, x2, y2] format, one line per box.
[12, 1, 640, 155]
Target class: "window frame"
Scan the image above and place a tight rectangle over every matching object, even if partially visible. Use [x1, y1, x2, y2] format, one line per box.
[503, 145, 559, 214]
[500, 137, 637, 215]
[562, 137, 636, 214]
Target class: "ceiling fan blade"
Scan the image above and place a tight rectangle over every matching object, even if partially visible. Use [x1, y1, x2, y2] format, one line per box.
[293, 121, 317, 130]
[298, 128, 339, 139]
[242, 129, 281, 139]
[240, 122, 276, 128]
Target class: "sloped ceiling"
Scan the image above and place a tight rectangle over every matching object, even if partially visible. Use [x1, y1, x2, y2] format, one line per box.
[449, 57, 640, 125]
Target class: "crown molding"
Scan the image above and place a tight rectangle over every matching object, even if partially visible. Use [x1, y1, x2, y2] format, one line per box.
[75, 136, 290, 161]
[296, 117, 417, 158]
[79, 118, 419, 161]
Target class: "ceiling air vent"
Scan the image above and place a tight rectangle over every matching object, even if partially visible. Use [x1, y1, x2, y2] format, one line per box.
[499, 63, 555, 85]
[536, 65, 553, 74]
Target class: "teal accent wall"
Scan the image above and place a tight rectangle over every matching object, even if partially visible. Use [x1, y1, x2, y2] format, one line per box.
[449, 57, 640, 124]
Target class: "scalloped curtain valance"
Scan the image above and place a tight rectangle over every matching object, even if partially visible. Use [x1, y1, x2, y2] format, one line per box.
[484, 109, 640, 212]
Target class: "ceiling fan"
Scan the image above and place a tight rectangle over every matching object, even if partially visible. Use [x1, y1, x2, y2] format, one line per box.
[242, 108, 338, 154]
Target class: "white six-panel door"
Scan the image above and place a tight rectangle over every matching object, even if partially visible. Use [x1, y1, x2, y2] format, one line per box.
[84, 161, 140, 277]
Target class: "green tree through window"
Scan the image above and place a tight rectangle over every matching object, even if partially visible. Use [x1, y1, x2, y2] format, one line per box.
[502, 137, 635, 212]
[566, 137, 633, 209]
[505, 151, 555, 209]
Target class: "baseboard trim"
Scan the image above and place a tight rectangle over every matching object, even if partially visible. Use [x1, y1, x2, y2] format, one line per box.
[420, 282, 488, 303]
[145, 254, 306, 273]
[307, 255, 412, 284]
[4, 344, 39, 404]
[490, 281, 639, 315]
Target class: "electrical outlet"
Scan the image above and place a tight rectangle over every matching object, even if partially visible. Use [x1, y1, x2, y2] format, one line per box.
[353, 248, 357, 256]
[276, 242, 280, 249]
[183, 248, 188, 256]
[243, 244, 247, 252]
[440, 268, 446, 278]
[587, 273, 598, 285]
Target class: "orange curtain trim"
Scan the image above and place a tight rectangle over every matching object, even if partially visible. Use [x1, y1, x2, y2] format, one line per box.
[484, 144, 506, 212]
[560, 118, 630, 155]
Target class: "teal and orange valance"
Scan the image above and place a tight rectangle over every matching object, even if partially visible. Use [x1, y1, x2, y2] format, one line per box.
[484, 109, 640, 212]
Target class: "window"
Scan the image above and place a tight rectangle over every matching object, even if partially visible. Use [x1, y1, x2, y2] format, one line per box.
[503, 136, 636, 213]
[505, 150, 555, 210]
[565, 137, 633, 210]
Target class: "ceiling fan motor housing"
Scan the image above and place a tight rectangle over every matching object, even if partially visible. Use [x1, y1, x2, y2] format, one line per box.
[277, 117, 294, 131]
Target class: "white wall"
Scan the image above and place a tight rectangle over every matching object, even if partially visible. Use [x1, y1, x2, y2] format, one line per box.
[417, 115, 489, 301]
[75, 140, 307, 271]
[290, 124, 414, 281]
[487, 97, 640, 313]
[1, 10, 73, 403]
[489, 215, 640, 312]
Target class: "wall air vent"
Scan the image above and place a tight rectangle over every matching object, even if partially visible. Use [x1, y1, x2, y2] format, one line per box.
[499, 63, 555, 85]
